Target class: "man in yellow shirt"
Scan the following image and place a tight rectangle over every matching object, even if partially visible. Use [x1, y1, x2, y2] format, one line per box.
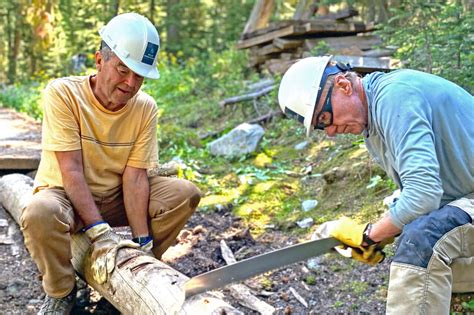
[21, 13, 201, 314]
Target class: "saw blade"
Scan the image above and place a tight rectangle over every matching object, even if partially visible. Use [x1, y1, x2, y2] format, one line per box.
[184, 237, 341, 298]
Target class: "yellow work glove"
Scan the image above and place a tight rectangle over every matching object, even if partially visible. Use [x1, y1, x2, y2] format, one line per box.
[330, 217, 393, 265]
[85, 222, 140, 284]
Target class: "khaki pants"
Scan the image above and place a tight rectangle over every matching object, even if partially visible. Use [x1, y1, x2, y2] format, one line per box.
[386, 201, 474, 315]
[20, 176, 201, 298]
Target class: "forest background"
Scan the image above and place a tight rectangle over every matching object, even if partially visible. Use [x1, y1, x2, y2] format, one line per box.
[0, 0, 473, 313]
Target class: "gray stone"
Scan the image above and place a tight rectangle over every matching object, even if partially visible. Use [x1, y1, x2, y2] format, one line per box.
[208, 123, 265, 157]
[302, 200, 318, 212]
[294, 141, 309, 150]
[296, 218, 314, 229]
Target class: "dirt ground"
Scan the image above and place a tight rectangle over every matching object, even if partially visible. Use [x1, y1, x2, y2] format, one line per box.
[0, 198, 393, 314]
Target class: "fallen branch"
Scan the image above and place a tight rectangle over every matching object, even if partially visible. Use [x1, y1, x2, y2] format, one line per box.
[246, 78, 275, 92]
[220, 240, 276, 314]
[248, 111, 283, 124]
[219, 85, 275, 107]
[0, 174, 242, 315]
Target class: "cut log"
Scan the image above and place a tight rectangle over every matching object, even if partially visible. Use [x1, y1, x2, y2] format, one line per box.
[0, 174, 241, 315]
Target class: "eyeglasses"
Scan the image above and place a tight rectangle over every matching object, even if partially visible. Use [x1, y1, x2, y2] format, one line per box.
[314, 86, 333, 130]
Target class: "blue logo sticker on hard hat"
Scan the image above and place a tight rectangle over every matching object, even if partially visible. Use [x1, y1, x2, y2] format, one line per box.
[141, 42, 159, 65]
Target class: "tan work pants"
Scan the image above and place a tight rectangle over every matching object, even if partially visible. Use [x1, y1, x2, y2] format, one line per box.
[20, 176, 201, 298]
[386, 196, 474, 315]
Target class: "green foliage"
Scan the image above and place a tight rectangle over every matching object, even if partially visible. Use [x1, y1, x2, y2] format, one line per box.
[0, 82, 45, 120]
[378, 0, 473, 92]
[304, 274, 317, 285]
[309, 41, 331, 57]
[462, 299, 474, 310]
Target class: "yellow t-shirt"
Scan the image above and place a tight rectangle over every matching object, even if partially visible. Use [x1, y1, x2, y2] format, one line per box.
[34, 75, 158, 196]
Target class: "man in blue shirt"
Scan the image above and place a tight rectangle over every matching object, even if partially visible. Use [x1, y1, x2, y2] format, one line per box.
[278, 55, 473, 313]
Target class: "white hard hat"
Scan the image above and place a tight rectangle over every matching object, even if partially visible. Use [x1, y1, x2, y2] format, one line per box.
[99, 13, 160, 79]
[278, 56, 332, 136]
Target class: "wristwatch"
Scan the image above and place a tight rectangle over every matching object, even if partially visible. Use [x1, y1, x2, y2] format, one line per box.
[362, 223, 378, 246]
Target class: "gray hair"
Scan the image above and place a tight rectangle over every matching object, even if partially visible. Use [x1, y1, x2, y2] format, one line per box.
[322, 61, 360, 90]
[99, 40, 115, 61]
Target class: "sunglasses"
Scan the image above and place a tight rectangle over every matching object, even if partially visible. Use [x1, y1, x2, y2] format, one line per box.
[314, 86, 333, 130]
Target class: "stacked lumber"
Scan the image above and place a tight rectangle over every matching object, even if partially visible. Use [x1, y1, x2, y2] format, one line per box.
[237, 11, 398, 75]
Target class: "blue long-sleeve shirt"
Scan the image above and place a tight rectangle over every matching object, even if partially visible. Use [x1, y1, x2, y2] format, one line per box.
[362, 70, 474, 228]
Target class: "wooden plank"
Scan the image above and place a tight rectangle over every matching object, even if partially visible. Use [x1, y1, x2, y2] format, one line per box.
[301, 20, 368, 34]
[0, 174, 241, 315]
[332, 55, 400, 73]
[237, 25, 297, 49]
[257, 43, 283, 56]
[304, 35, 382, 52]
[264, 59, 297, 75]
[242, 21, 295, 40]
[0, 108, 41, 170]
[273, 38, 303, 50]
[317, 8, 359, 20]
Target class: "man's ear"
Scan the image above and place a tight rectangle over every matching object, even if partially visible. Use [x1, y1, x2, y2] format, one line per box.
[333, 73, 352, 95]
[95, 51, 102, 72]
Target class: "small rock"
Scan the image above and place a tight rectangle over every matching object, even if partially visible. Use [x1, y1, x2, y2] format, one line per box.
[301, 165, 313, 175]
[284, 305, 292, 315]
[302, 200, 318, 212]
[26, 305, 36, 312]
[280, 292, 290, 301]
[6, 285, 19, 297]
[215, 204, 225, 212]
[178, 230, 191, 241]
[192, 225, 206, 235]
[307, 256, 324, 271]
[294, 141, 309, 150]
[296, 218, 314, 229]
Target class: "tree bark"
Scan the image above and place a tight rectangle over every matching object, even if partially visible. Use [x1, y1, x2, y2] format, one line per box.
[166, 0, 180, 53]
[0, 174, 242, 315]
[7, 2, 22, 84]
[242, 0, 275, 36]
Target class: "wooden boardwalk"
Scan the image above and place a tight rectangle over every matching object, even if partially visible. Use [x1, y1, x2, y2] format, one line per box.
[0, 108, 41, 171]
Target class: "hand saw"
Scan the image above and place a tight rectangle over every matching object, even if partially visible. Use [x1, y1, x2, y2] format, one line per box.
[184, 237, 341, 298]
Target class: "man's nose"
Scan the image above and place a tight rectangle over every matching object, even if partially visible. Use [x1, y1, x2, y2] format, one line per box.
[124, 73, 142, 87]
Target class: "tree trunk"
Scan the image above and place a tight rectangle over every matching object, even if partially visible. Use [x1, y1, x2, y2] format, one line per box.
[294, 0, 319, 20]
[0, 174, 242, 315]
[7, 3, 22, 84]
[149, 0, 156, 24]
[242, 0, 275, 36]
[166, 0, 180, 53]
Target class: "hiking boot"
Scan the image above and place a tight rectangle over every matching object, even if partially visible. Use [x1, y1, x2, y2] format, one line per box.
[38, 286, 77, 315]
